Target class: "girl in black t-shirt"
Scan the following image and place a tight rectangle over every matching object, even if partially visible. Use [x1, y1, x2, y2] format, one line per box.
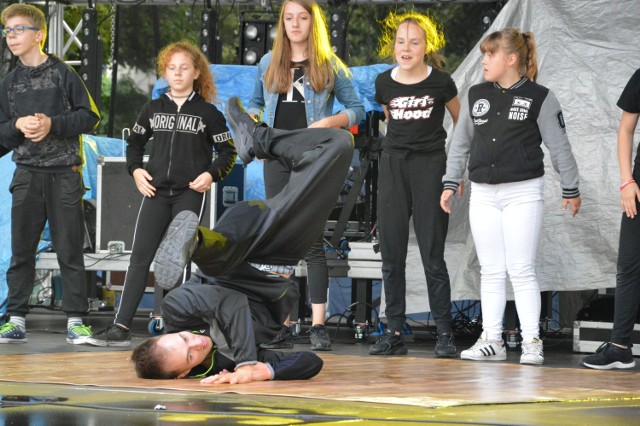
[582, 68, 640, 370]
[369, 12, 460, 357]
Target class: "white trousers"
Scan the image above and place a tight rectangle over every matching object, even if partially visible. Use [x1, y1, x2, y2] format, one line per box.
[469, 177, 544, 342]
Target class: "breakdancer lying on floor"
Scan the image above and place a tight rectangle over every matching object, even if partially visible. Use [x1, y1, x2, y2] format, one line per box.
[131, 97, 354, 384]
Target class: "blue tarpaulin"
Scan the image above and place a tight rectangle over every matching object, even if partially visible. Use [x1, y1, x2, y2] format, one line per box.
[0, 63, 389, 309]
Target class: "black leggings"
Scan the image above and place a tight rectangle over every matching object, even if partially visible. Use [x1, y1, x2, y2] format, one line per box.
[115, 188, 206, 327]
[612, 196, 640, 346]
[264, 154, 329, 304]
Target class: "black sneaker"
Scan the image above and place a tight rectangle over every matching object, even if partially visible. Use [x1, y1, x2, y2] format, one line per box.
[226, 96, 258, 165]
[435, 332, 457, 358]
[310, 325, 332, 351]
[85, 324, 131, 347]
[154, 211, 199, 291]
[369, 331, 407, 355]
[581, 342, 636, 370]
[260, 326, 294, 349]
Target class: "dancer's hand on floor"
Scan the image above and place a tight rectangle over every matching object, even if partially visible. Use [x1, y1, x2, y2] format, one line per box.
[200, 363, 272, 385]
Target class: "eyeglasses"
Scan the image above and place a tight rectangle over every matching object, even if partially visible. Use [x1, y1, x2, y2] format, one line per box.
[2, 25, 40, 37]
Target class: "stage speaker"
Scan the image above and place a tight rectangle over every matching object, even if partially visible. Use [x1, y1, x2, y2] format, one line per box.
[79, 8, 103, 110]
[328, 0, 349, 61]
[239, 12, 277, 65]
[95, 156, 245, 253]
[200, 8, 222, 64]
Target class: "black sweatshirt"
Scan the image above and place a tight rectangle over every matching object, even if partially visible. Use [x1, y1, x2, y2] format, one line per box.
[162, 283, 323, 380]
[0, 55, 100, 170]
[126, 92, 236, 190]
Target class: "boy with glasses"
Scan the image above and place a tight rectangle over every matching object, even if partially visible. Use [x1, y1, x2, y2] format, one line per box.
[0, 4, 100, 344]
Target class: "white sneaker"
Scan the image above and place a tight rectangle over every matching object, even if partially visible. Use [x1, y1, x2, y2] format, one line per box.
[460, 333, 506, 361]
[520, 337, 544, 365]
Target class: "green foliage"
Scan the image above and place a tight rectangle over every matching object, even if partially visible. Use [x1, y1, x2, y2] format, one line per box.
[344, 3, 488, 72]
[61, 2, 487, 71]
[98, 75, 149, 137]
[61, 2, 489, 136]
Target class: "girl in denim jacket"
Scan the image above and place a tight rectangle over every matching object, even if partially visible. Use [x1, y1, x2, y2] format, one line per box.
[247, 0, 364, 352]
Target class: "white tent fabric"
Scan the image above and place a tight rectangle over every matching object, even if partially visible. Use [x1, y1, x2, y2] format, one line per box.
[398, 0, 640, 316]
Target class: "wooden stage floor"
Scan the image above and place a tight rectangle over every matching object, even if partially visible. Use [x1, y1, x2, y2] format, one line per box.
[1, 311, 639, 424]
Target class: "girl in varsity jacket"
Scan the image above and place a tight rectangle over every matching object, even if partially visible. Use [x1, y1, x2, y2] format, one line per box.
[440, 28, 581, 365]
[87, 41, 236, 347]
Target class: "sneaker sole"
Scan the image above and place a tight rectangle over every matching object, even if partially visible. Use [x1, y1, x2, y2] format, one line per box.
[311, 345, 333, 352]
[84, 338, 131, 347]
[225, 98, 254, 165]
[0, 338, 28, 344]
[435, 351, 458, 358]
[369, 347, 408, 356]
[67, 336, 93, 345]
[460, 353, 507, 361]
[520, 358, 544, 365]
[581, 360, 636, 370]
[154, 211, 199, 291]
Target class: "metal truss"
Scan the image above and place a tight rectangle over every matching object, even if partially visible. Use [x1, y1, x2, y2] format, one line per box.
[32, 0, 498, 5]
[46, 3, 83, 64]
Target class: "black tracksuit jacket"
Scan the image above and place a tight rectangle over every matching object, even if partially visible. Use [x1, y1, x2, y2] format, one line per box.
[126, 92, 236, 189]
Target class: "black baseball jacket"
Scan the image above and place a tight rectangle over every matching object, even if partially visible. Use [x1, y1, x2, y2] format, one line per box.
[444, 78, 579, 198]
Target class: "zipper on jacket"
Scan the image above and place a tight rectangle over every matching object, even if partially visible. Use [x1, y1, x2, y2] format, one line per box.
[167, 104, 181, 196]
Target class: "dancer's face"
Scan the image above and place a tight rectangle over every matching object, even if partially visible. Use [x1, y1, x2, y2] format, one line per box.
[156, 331, 213, 378]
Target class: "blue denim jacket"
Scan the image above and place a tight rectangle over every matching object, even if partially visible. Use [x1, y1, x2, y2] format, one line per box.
[247, 52, 365, 128]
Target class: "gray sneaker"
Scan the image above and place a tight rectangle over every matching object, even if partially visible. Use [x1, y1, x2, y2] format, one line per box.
[434, 332, 457, 358]
[0, 322, 27, 343]
[67, 324, 93, 345]
[310, 325, 332, 351]
[260, 326, 294, 349]
[154, 211, 199, 291]
[225, 96, 258, 165]
[369, 331, 407, 355]
[85, 324, 131, 347]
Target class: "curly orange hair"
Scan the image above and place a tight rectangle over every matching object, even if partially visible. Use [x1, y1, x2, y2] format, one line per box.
[157, 40, 217, 102]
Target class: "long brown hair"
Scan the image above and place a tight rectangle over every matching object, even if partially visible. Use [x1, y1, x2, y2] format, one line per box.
[157, 40, 217, 102]
[480, 28, 538, 82]
[265, 0, 349, 93]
